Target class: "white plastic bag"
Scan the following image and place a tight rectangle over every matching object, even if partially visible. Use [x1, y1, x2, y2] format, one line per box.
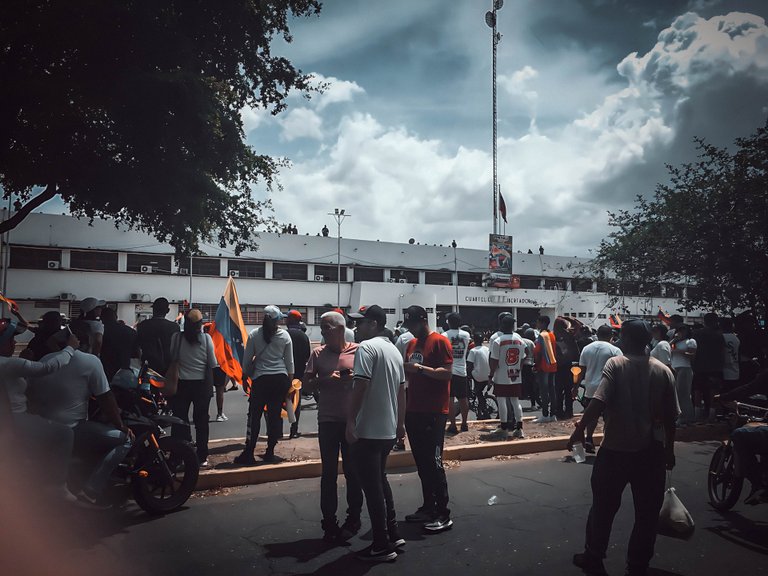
[658, 486, 695, 540]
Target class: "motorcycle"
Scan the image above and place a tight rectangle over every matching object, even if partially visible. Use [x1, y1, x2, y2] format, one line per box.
[707, 399, 768, 511]
[74, 364, 199, 514]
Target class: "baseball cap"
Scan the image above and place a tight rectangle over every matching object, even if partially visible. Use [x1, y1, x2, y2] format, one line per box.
[349, 304, 387, 326]
[80, 297, 106, 315]
[264, 305, 285, 320]
[287, 310, 302, 322]
[403, 305, 428, 325]
[621, 318, 652, 345]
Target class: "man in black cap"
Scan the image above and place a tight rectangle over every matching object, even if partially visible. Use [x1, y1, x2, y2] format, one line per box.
[568, 319, 678, 576]
[346, 304, 406, 562]
[136, 297, 180, 375]
[401, 305, 455, 534]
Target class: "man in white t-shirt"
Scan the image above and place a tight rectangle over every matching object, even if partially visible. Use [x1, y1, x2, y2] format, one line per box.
[721, 317, 740, 393]
[488, 315, 529, 439]
[346, 304, 406, 563]
[575, 325, 623, 452]
[466, 332, 490, 417]
[444, 313, 471, 434]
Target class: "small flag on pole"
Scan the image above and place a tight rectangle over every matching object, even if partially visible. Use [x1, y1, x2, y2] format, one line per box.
[0, 293, 18, 313]
[609, 313, 623, 329]
[657, 308, 671, 326]
[499, 191, 508, 224]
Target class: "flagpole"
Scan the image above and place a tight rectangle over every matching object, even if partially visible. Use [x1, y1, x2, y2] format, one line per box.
[485, 1, 503, 235]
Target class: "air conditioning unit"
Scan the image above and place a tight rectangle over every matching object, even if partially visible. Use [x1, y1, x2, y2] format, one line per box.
[59, 292, 75, 301]
[469, 282, 477, 287]
[140, 265, 153, 273]
[130, 293, 151, 302]
[314, 275, 325, 281]
[230, 270, 240, 278]
[178, 268, 188, 275]
[398, 279, 407, 284]
[387, 278, 396, 283]
[47, 261, 60, 269]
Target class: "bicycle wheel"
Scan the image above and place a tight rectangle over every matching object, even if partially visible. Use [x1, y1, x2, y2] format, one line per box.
[708, 442, 743, 511]
[483, 394, 499, 420]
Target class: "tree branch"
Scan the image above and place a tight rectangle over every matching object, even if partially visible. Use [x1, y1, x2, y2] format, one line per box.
[0, 184, 58, 234]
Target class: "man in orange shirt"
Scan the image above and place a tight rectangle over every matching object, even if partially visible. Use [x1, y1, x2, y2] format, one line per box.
[533, 315, 558, 423]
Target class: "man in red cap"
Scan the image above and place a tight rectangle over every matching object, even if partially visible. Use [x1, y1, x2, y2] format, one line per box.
[286, 310, 310, 438]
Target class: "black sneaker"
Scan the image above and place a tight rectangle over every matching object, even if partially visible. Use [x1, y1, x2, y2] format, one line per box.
[573, 551, 608, 576]
[584, 441, 596, 454]
[405, 507, 434, 523]
[322, 526, 340, 543]
[460, 422, 469, 432]
[423, 516, 453, 533]
[355, 544, 397, 562]
[392, 439, 406, 452]
[389, 524, 406, 548]
[446, 424, 459, 435]
[233, 453, 257, 466]
[338, 517, 362, 541]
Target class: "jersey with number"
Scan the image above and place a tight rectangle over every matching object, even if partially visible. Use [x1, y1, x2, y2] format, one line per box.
[443, 328, 471, 377]
[490, 332, 527, 385]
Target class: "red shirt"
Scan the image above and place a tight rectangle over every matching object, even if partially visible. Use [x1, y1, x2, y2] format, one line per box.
[405, 332, 453, 414]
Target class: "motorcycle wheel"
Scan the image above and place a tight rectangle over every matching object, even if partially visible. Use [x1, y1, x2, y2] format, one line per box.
[132, 435, 199, 515]
[483, 394, 499, 420]
[708, 443, 743, 511]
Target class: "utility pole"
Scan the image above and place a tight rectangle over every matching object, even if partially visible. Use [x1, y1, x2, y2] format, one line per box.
[328, 208, 351, 307]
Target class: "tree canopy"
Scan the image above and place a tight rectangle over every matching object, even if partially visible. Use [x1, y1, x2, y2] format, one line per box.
[593, 121, 768, 317]
[0, 0, 322, 256]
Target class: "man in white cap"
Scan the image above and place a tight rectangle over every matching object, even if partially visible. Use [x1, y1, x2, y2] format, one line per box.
[75, 297, 106, 355]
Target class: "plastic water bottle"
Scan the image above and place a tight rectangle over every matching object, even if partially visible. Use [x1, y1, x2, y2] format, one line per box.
[573, 443, 587, 463]
[487, 495, 498, 506]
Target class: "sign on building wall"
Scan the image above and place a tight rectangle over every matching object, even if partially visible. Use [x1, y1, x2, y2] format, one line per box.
[487, 234, 519, 288]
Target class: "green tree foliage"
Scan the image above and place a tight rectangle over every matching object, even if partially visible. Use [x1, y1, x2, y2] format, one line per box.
[0, 0, 322, 255]
[593, 122, 768, 316]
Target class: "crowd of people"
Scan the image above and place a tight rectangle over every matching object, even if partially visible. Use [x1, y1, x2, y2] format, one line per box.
[1, 294, 766, 571]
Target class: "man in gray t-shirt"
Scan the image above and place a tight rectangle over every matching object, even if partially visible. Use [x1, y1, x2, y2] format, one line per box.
[568, 319, 679, 576]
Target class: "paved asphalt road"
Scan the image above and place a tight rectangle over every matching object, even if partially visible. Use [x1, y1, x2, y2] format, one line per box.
[27, 442, 768, 576]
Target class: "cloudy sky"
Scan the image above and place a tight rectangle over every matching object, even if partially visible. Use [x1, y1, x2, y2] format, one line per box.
[240, 0, 768, 257]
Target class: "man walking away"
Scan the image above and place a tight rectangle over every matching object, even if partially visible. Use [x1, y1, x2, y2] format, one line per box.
[569, 319, 678, 576]
[554, 317, 579, 419]
[488, 314, 528, 439]
[402, 305, 454, 533]
[286, 310, 311, 439]
[574, 325, 622, 453]
[346, 305, 406, 562]
[100, 307, 139, 381]
[136, 297, 180, 375]
[692, 313, 725, 421]
[444, 313, 471, 434]
[467, 332, 491, 418]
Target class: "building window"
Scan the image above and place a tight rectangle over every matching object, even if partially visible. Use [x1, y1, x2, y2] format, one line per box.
[572, 277, 593, 292]
[9, 246, 62, 270]
[390, 269, 419, 284]
[425, 271, 453, 285]
[228, 260, 265, 279]
[315, 265, 347, 282]
[458, 272, 483, 287]
[597, 314, 607, 319]
[273, 262, 307, 281]
[353, 267, 384, 282]
[127, 254, 173, 274]
[191, 257, 220, 277]
[191, 303, 219, 320]
[518, 275, 540, 289]
[69, 250, 118, 271]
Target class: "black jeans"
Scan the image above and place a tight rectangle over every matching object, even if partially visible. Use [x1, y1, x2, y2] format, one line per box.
[406, 412, 450, 516]
[318, 421, 363, 527]
[554, 368, 573, 417]
[522, 364, 537, 406]
[244, 373, 291, 454]
[473, 380, 488, 417]
[585, 443, 666, 570]
[351, 438, 397, 549]
[171, 378, 212, 461]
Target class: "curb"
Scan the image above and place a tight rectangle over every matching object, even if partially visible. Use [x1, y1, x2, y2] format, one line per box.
[196, 433, 604, 491]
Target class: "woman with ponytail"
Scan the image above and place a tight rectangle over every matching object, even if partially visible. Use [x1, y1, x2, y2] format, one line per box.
[234, 305, 294, 465]
[170, 309, 218, 466]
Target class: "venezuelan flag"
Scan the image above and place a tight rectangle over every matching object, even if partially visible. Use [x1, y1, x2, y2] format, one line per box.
[609, 314, 623, 329]
[208, 277, 249, 384]
[657, 308, 671, 326]
[539, 331, 557, 366]
[0, 292, 18, 313]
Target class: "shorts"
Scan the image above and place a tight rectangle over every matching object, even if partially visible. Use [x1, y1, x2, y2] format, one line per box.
[213, 366, 227, 387]
[450, 375, 469, 399]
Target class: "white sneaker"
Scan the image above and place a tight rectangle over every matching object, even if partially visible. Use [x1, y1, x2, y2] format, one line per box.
[547, 415, 558, 422]
[482, 428, 508, 440]
[215, 413, 228, 422]
[532, 416, 547, 423]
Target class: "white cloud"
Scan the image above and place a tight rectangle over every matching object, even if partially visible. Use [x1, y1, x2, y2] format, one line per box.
[240, 105, 269, 134]
[278, 107, 324, 141]
[309, 74, 366, 111]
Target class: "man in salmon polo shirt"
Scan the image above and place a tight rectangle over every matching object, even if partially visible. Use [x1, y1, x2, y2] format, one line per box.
[402, 305, 455, 534]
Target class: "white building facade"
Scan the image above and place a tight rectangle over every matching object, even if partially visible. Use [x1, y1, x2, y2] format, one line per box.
[0, 214, 703, 340]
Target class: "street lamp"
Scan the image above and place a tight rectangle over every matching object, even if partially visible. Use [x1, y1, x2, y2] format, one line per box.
[485, 0, 503, 234]
[328, 208, 351, 307]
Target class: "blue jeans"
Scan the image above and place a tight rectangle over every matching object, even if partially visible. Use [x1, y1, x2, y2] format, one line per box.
[536, 371, 556, 417]
[73, 420, 132, 497]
